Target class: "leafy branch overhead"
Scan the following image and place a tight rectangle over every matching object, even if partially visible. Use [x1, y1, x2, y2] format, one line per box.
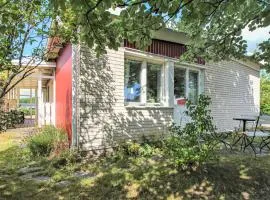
[50, 0, 269, 63]
[0, 0, 269, 102]
[0, 0, 53, 100]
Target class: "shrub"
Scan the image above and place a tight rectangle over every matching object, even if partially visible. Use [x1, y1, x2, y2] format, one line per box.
[27, 126, 69, 157]
[119, 140, 158, 157]
[165, 95, 217, 167]
[0, 110, 24, 132]
[18, 107, 36, 116]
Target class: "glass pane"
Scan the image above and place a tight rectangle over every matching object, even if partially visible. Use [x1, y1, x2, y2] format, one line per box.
[174, 68, 186, 99]
[147, 63, 162, 103]
[189, 71, 199, 104]
[20, 89, 31, 96]
[124, 60, 141, 102]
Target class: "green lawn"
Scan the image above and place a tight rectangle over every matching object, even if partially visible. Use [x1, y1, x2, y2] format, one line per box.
[0, 132, 270, 199]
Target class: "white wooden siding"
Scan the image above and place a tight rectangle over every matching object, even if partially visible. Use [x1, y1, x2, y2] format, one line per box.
[78, 47, 173, 150]
[204, 60, 260, 131]
[77, 45, 260, 151]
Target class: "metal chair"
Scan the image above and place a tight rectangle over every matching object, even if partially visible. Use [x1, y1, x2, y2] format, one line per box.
[244, 115, 270, 154]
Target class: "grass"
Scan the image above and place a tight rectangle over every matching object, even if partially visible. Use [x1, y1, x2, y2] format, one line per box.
[0, 131, 270, 199]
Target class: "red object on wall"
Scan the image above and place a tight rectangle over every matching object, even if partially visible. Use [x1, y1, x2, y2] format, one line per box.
[56, 44, 72, 142]
[124, 39, 205, 65]
[177, 98, 186, 105]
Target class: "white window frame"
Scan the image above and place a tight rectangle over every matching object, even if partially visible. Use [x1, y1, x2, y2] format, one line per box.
[124, 56, 165, 106]
[174, 64, 202, 104]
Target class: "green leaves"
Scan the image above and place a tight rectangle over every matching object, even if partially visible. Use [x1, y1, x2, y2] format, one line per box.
[166, 95, 217, 167]
[178, 0, 269, 62]
[48, 0, 268, 62]
[0, 0, 53, 100]
[261, 74, 270, 115]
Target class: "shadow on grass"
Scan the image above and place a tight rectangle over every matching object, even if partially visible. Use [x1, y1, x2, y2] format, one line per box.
[64, 154, 270, 200]
[1, 145, 270, 199]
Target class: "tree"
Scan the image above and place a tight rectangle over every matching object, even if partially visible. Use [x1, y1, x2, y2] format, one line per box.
[1, 0, 269, 103]
[253, 39, 270, 71]
[50, 0, 269, 62]
[261, 73, 270, 115]
[0, 0, 54, 103]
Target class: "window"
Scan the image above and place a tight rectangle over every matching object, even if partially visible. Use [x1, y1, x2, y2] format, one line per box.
[174, 67, 200, 105]
[174, 68, 186, 99]
[188, 71, 199, 104]
[124, 59, 164, 105]
[124, 60, 142, 102]
[147, 63, 162, 103]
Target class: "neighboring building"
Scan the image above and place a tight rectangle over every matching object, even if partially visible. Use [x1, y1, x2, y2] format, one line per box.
[6, 29, 260, 152]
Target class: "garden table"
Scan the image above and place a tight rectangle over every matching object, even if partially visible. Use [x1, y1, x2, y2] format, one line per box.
[233, 117, 256, 132]
[232, 117, 257, 155]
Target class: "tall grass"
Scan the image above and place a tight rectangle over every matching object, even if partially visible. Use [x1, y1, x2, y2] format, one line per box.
[27, 126, 68, 157]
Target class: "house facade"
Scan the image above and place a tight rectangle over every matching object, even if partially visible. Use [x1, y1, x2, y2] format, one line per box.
[5, 29, 260, 151]
[54, 29, 260, 151]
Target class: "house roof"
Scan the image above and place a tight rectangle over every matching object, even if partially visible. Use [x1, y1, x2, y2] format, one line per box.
[152, 28, 189, 45]
[12, 59, 56, 68]
[45, 28, 261, 70]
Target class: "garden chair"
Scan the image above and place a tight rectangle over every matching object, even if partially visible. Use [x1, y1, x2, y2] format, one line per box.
[243, 115, 270, 154]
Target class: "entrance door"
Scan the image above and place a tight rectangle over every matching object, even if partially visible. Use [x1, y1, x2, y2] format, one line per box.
[173, 67, 187, 126]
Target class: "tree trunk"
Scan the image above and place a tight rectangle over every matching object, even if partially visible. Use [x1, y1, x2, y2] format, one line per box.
[0, 98, 4, 111]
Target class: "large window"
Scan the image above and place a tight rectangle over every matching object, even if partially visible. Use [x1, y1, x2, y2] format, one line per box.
[147, 63, 162, 103]
[124, 59, 163, 105]
[124, 60, 142, 102]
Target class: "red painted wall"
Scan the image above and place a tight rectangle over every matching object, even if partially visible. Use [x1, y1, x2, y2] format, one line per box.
[56, 44, 72, 141]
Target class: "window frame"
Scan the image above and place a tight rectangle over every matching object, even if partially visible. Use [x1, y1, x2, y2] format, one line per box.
[174, 65, 201, 105]
[124, 57, 165, 107]
[124, 59, 143, 104]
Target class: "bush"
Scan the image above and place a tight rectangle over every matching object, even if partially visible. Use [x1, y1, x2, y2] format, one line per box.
[261, 76, 270, 115]
[18, 107, 36, 116]
[119, 140, 159, 157]
[165, 95, 217, 167]
[27, 126, 69, 157]
[0, 110, 24, 132]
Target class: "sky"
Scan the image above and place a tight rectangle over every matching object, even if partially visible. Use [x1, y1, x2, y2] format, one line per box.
[242, 26, 270, 55]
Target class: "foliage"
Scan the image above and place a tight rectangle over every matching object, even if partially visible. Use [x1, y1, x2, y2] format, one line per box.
[19, 97, 36, 104]
[18, 107, 36, 116]
[253, 39, 270, 71]
[261, 75, 270, 115]
[50, 0, 269, 61]
[1, 130, 270, 199]
[0, 110, 24, 132]
[165, 95, 217, 167]
[119, 140, 158, 157]
[27, 126, 68, 157]
[0, 0, 268, 102]
[0, 0, 54, 100]
[178, 0, 269, 63]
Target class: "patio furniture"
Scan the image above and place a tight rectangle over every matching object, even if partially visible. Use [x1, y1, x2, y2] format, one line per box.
[232, 116, 258, 154]
[233, 117, 256, 132]
[260, 136, 270, 152]
[244, 116, 270, 153]
[233, 115, 270, 155]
